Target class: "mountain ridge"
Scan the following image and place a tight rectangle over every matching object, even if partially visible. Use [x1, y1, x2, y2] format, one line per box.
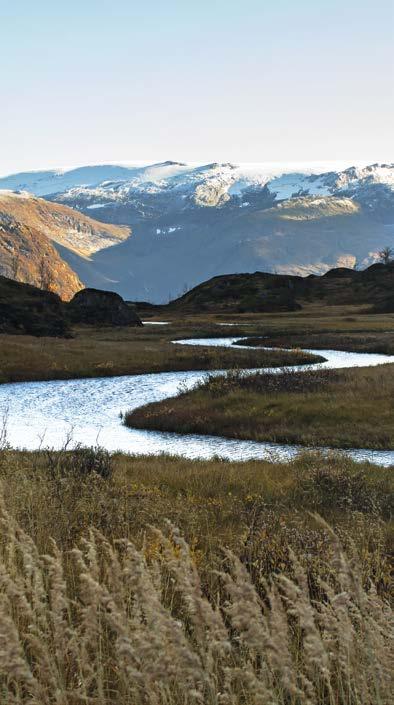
[2, 161, 393, 204]
[1, 161, 393, 302]
[0, 191, 130, 256]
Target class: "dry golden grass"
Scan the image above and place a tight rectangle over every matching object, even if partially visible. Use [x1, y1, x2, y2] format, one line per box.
[0, 497, 392, 705]
[126, 363, 394, 450]
[0, 449, 392, 703]
[0, 323, 321, 384]
[2, 449, 392, 556]
[0, 305, 394, 384]
[0, 308, 393, 702]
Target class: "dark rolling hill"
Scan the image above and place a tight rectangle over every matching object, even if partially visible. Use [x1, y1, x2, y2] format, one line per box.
[0, 275, 70, 336]
[140, 262, 394, 315]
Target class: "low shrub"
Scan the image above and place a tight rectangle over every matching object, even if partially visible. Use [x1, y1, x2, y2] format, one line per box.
[194, 366, 340, 398]
[64, 444, 113, 479]
[43, 444, 113, 480]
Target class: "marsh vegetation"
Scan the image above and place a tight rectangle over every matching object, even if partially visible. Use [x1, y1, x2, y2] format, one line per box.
[125, 363, 394, 449]
[0, 323, 321, 384]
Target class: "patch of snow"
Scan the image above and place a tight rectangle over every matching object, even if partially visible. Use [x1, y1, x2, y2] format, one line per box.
[0, 189, 34, 198]
[85, 203, 112, 209]
[155, 226, 182, 235]
[266, 174, 331, 199]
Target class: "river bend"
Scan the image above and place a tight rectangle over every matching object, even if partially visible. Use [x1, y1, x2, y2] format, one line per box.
[1, 337, 393, 466]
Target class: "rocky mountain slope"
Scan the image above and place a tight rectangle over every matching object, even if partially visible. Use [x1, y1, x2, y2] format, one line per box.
[0, 192, 131, 299]
[0, 211, 83, 300]
[0, 191, 130, 256]
[1, 162, 393, 302]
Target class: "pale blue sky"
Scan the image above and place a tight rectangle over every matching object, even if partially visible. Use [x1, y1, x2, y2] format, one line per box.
[1, 0, 393, 175]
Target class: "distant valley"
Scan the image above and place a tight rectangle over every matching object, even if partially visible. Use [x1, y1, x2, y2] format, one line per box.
[0, 161, 393, 302]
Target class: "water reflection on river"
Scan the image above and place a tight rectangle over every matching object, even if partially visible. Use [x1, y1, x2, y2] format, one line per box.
[1, 338, 393, 466]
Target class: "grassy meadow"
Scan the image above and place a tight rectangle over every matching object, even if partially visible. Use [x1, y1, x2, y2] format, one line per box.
[0, 303, 393, 384]
[0, 321, 321, 384]
[0, 448, 392, 704]
[125, 363, 394, 449]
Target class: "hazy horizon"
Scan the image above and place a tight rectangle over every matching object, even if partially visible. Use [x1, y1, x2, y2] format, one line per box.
[0, 158, 386, 180]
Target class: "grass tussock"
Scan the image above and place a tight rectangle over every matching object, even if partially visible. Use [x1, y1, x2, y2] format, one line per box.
[125, 363, 394, 449]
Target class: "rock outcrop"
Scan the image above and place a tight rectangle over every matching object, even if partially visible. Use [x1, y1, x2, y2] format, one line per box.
[0, 277, 142, 337]
[68, 288, 143, 327]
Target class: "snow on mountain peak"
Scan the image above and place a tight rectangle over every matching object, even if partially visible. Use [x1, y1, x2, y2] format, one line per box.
[0, 161, 393, 207]
[1, 160, 393, 304]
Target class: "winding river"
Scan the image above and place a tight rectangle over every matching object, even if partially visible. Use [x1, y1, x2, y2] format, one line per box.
[1, 336, 394, 466]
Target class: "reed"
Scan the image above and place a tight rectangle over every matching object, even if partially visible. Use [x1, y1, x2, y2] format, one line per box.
[0, 497, 391, 705]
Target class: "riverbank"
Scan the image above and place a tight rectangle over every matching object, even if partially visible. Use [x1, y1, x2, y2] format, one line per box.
[125, 363, 394, 450]
[1, 304, 394, 383]
[236, 329, 394, 354]
[0, 324, 321, 384]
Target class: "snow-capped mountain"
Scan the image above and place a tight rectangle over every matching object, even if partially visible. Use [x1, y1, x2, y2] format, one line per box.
[0, 165, 145, 198]
[1, 161, 393, 302]
[2, 160, 393, 205]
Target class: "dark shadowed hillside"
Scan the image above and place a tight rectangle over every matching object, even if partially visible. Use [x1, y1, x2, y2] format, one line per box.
[0, 277, 142, 337]
[145, 262, 394, 314]
[0, 275, 70, 336]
